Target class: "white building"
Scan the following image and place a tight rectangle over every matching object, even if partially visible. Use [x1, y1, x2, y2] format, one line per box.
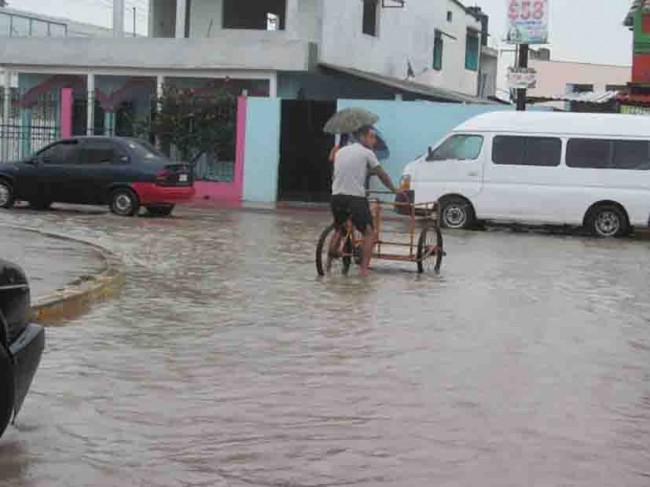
[0, 0, 497, 152]
[0, 5, 112, 88]
[0, 0, 495, 100]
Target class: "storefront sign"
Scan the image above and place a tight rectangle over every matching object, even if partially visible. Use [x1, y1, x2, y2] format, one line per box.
[506, 0, 549, 45]
[507, 68, 538, 89]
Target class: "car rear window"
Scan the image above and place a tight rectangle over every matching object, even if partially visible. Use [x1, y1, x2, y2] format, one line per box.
[126, 140, 164, 161]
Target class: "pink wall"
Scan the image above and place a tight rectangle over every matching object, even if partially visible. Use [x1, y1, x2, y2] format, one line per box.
[191, 96, 247, 206]
[529, 60, 631, 97]
[60, 88, 73, 139]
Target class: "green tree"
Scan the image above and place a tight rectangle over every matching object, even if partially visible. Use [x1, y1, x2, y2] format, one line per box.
[142, 86, 237, 165]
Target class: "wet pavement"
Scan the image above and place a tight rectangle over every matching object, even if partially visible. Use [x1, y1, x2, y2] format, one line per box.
[0, 205, 650, 487]
[0, 225, 105, 298]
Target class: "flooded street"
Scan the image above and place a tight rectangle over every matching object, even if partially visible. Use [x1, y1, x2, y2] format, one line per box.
[1, 206, 650, 487]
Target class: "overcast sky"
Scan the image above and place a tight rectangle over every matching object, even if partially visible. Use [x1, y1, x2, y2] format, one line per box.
[5, 0, 634, 66]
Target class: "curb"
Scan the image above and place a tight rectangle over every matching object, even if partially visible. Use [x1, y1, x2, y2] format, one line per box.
[3, 228, 126, 326]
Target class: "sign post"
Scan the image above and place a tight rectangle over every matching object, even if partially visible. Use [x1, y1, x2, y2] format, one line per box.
[506, 0, 549, 111]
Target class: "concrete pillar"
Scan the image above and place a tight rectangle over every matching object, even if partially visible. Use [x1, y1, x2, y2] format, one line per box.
[148, 0, 155, 37]
[269, 73, 278, 98]
[2, 70, 11, 161]
[175, 0, 187, 38]
[285, 0, 299, 38]
[87, 73, 95, 136]
[113, 0, 125, 37]
[20, 108, 32, 159]
[104, 111, 115, 137]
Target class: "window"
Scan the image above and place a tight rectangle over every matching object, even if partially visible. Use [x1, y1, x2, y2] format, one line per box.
[223, 0, 286, 30]
[362, 0, 379, 37]
[465, 30, 480, 71]
[429, 135, 484, 161]
[37, 141, 79, 165]
[0, 14, 10, 37]
[433, 30, 443, 71]
[10, 16, 30, 36]
[566, 139, 611, 169]
[492, 136, 562, 167]
[78, 141, 115, 165]
[612, 141, 650, 170]
[447, 11, 453, 22]
[30, 19, 49, 37]
[569, 84, 594, 93]
[605, 84, 627, 92]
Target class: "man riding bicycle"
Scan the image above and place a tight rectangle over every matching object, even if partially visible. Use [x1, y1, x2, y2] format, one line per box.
[330, 126, 402, 277]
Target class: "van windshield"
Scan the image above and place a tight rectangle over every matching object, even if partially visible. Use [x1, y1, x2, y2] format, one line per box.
[430, 134, 483, 161]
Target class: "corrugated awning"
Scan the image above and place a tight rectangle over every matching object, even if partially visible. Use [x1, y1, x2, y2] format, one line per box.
[319, 62, 498, 105]
[529, 91, 620, 104]
[618, 92, 650, 105]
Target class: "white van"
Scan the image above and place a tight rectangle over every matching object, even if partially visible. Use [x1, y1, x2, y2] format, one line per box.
[400, 111, 650, 237]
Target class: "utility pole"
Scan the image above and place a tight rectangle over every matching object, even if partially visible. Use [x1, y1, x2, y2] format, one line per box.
[516, 43, 529, 111]
[133, 7, 136, 37]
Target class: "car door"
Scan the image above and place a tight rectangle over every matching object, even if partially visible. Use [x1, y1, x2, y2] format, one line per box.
[412, 134, 484, 203]
[75, 139, 121, 204]
[13, 140, 80, 204]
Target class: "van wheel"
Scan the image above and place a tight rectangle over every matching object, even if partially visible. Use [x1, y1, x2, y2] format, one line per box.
[0, 180, 15, 209]
[110, 188, 140, 217]
[586, 204, 630, 238]
[0, 341, 14, 439]
[440, 196, 475, 229]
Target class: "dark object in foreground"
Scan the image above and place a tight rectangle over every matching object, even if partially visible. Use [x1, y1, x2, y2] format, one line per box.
[0, 259, 45, 439]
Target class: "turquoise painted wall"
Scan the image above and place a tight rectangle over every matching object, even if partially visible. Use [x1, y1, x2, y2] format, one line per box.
[337, 99, 512, 183]
[243, 97, 282, 202]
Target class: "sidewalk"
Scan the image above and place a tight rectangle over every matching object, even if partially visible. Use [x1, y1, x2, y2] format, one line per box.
[1, 226, 106, 299]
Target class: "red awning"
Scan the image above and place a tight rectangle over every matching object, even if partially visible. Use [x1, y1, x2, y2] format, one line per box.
[617, 93, 650, 105]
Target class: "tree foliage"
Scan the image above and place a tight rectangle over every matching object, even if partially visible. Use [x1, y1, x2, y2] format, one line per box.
[142, 87, 237, 164]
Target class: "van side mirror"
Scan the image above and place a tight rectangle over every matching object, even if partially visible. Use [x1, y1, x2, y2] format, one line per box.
[426, 147, 435, 161]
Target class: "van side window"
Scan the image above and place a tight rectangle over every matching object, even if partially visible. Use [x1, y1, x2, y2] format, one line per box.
[566, 139, 611, 169]
[612, 140, 650, 170]
[492, 136, 561, 167]
[429, 135, 483, 161]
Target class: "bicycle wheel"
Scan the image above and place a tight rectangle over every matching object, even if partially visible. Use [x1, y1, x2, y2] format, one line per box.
[316, 224, 352, 276]
[417, 226, 444, 274]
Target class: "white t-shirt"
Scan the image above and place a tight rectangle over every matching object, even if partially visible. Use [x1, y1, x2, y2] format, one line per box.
[332, 143, 381, 197]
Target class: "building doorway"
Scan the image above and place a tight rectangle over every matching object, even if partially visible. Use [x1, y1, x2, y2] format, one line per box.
[278, 100, 336, 202]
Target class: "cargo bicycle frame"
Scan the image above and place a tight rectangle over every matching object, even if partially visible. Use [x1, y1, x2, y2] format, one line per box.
[316, 191, 444, 275]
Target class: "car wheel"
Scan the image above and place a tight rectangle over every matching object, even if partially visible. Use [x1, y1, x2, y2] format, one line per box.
[146, 205, 174, 217]
[440, 196, 476, 230]
[110, 188, 140, 217]
[0, 180, 15, 210]
[586, 204, 630, 238]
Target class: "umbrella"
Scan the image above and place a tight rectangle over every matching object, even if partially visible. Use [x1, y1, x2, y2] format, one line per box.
[324, 107, 379, 134]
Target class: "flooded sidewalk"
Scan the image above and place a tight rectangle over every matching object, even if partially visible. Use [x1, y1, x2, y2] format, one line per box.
[0, 226, 105, 298]
[0, 206, 649, 487]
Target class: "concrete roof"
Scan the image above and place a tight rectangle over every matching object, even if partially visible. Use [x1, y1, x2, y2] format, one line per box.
[319, 63, 497, 105]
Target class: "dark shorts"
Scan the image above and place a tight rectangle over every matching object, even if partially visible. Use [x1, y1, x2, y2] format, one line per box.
[331, 194, 372, 232]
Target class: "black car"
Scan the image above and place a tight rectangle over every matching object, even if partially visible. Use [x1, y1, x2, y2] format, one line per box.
[0, 259, 45, 439]
[0, 137, 195, 217]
